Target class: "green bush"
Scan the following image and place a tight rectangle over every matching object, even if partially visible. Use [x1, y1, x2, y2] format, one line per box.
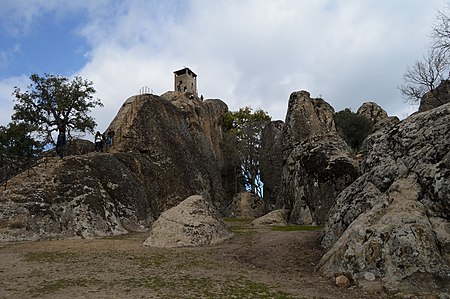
[334, 108, 373, 152]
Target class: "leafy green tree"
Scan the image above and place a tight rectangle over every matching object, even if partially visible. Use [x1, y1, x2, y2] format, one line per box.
[12, 73, 103, 145]
[334, 108, 373, 152]
[0, 122, 43, 157]
[223, 107, 271, 197]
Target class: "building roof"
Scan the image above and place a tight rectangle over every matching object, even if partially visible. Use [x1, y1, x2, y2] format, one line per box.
[173, 67, 197, 77]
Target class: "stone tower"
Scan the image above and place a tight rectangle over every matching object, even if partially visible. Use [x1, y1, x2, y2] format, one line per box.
[174, 67, 197, 95]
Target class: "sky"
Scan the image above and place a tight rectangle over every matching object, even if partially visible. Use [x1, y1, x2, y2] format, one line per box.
[0, 0, 448, 135]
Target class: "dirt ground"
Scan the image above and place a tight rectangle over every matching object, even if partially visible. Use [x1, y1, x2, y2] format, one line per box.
[0, 221, 388, 299]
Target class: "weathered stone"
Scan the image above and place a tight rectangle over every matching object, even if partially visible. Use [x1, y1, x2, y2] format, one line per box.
[419, 79, 450, 112]
[250, 209, 288, 226]
[106, 93, 229, 211]
[335, 275, 351, 288]
[356, 102, 388, 124]
[0, 93, 231, 241]
[143, 195, 233, 248]
[356, 102, 399, 133]
[276, 91, 360, 225]
[64, 138, 95, 156]
[318, 103, 450, 293]
[225, 192, 266, 219]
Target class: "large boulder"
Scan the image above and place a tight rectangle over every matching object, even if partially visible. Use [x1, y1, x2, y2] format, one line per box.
[250, 209, 289, 226]
[106, 93, 229, 211]
[143, 195, 233, 248]
[225, 192, 266, 219]
[275, 91, 359, 225]
[318, 102, 450, 294]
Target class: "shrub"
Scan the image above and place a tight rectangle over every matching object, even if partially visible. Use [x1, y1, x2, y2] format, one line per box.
[334, 108, 373, 152]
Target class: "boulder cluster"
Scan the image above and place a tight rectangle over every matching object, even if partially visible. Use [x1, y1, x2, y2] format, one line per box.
[1, 81, 449, 294]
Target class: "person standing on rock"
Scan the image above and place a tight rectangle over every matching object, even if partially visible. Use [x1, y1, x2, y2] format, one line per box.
[94, 131, 103, 152]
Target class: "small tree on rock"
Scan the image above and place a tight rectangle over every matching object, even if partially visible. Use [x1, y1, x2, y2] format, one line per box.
[0, 122, 43, 157]
[12, 73, 103, 147]
[334, 108, 373, 153]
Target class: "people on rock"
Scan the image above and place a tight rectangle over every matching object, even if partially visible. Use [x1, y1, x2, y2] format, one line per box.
[94, 131, 104, 152]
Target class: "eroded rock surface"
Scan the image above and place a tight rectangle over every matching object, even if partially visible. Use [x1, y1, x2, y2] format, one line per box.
[106, 93, 228, 210]
[143, 195, 233, 248]
[318, 103, 450, 293]
[275, 91, 359, 225]
[225, 192, 266, 219]
[419, 79, 450, 112]
[0, 93, 230, 241]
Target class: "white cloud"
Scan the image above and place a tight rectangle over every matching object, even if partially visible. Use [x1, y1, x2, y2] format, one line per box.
[0, 75, 29, 125]
[0, 0, 448, 130]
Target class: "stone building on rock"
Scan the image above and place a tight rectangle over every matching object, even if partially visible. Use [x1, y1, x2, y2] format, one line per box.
[174, 67, 197, 95]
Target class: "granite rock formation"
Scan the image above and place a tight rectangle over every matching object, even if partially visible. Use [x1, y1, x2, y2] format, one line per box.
[106, 92, 228, 210]
[0, 92, 230, 241]
[225, 192, 266, 219]
[357, 102, 399, 133]
[419, 79, 450, 112]
[143, 195, 232, 248]
[318, 102, 450, 293]
[273, 91, 360, 225]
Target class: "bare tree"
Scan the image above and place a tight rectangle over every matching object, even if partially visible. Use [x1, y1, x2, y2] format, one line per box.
[399, 48, 448, 104]
[432, 9, 450, 54]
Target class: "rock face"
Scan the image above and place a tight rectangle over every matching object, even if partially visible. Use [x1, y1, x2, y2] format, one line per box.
[357, 102, 399, 133]
[225, 192, 266, 219]
[419, 79, 450, 112]
[318, 103, 450, 293]
[107, 92, 229, 211]
[272, 91, 359, 225]
[260, 120, 284, 209]
[356, 102, 388, 124]
[143, 195, 233, 248]
[64, 139, 95, 156]
[0, 93, 230, 241]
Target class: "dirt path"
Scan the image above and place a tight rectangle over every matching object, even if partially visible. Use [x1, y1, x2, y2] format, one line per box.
[0, 222, 387, 298]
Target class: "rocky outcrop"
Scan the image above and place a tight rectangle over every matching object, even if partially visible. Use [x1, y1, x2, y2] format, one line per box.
[64, 139, 95, 156]
[143, 195, 233, 248]
[250, 209, 288, 226]
[225, 192, 266, 219]
[106, 92, 228, 211]
[318, 103, 450, 293]
[260, 120, 284, 209]
[275, 91, 359, 225]
[356, 102, 388, 124]
[0, 93, 231, 241]
[419, 79, 450, 112]
[357, 102, 399, 133]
